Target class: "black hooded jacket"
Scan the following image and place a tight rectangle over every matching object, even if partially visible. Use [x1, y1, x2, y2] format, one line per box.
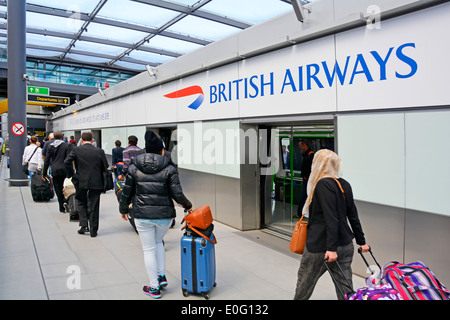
[119, 152, 191, 219]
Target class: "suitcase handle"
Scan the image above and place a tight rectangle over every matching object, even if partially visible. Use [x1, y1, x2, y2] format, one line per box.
[323, 258, 355, 299]
[358, 246, 381, 275]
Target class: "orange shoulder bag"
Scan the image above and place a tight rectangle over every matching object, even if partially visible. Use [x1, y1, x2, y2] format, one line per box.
[181, 205, 217, 244]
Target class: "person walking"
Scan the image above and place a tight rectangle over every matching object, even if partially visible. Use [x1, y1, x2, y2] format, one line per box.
[64, 131, 109, 237]
[119, 135, 145, 179]
[293, 149, 370, 300]
[22, 136, 42, 183]
[119, 130, 192, 299]
[294, 139, 315, 219]
[112, 140, 124, 178]
[43, 131, 73, 213]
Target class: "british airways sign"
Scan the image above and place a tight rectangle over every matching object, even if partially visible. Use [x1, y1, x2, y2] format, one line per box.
[165, 42, 418, 110]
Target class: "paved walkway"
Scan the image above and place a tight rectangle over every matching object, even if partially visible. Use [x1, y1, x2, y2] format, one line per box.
[0, 155, 365, 301]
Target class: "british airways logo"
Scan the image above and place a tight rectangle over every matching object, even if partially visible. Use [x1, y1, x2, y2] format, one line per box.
[164, 85, 204, 110]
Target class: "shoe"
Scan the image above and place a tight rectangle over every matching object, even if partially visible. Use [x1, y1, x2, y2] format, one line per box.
[77, 227, 88, 234]
[63, 203, 70, 213]
[158, 275, 168, 288]
[90, 232, 97, 238]
[143, 286, 161, 299]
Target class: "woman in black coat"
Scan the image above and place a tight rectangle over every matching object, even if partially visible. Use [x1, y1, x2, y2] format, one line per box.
[293, 149, 370, 300]
[119, 130, 192, 299]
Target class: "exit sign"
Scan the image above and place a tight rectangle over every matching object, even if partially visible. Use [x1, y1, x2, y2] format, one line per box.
[27, 86, 49, 95]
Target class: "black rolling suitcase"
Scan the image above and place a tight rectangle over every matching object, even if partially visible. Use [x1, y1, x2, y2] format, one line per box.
[67, 194, 80, 222]
[31, 173, 54, 202]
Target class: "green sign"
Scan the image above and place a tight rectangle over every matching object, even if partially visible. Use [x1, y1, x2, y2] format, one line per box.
[27, 86, 49, 95]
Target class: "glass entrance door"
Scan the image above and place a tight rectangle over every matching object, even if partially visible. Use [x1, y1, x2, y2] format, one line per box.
[262, 125, 335, 235]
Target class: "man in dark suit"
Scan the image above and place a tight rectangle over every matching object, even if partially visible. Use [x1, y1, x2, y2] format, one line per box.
[64, 131, 109, 237]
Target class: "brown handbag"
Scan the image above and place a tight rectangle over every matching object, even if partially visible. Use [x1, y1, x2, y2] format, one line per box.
[181, 205, 217, 244]
[289, 215, 308, 254]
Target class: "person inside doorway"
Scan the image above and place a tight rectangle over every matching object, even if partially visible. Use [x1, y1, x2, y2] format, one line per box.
[293, 139, 314, 219]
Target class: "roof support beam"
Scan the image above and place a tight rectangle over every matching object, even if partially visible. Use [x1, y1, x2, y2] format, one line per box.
[27, 43, 156, 67]
[59, 0, 108, 60]
[18, 2, 212, 45]
[131, 0, 251, 29]
[108, 0, 214, 66]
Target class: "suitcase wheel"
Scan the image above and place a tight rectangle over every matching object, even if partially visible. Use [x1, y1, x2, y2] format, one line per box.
[182, 289, 189, 297]
[202, 292, 210, 300]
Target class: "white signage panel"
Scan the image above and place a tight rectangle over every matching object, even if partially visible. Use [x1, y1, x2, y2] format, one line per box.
[336, 3, 450, 111]
[237, 36, 337, 118]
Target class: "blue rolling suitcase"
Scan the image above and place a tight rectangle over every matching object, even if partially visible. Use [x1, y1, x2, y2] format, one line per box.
[181, 232, 216, 299]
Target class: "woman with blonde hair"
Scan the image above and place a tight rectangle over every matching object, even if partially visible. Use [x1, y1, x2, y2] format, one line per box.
[293, 149, 370, 300]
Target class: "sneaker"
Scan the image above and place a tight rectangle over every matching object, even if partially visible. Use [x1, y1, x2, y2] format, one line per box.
[158, 275, 168, 288]
[143, 286, 161, 299]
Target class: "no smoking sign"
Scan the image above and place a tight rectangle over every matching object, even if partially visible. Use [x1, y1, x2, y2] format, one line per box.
[11, 122, 25, 136]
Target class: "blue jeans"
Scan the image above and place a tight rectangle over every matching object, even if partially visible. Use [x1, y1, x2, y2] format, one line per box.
[28, 170, 36, 185]
[135, 218, 171, 288]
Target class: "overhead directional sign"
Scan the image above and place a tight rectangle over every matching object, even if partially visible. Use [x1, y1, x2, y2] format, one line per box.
[27, 86, 49, 95]
[27, 94, 70, 106]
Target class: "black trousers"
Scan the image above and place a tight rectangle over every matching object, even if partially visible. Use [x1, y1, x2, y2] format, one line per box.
[53, 175, 67, 212]
[76, 189, 102, 234]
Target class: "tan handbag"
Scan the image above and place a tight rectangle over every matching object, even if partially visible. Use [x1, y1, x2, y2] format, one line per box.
[181, 205, 217, 244]
[289, 215, 308, 254]
[181, 205, 213, 229]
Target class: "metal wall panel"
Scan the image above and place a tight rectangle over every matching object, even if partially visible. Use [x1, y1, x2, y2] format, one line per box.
[178, 168, 242, 230]
[240, 123, 260, 230]
[351, 200, 405, 278]
[216, 174, 242, 229]
[352, 200, 450, 287]
[405, 209, 450, 286]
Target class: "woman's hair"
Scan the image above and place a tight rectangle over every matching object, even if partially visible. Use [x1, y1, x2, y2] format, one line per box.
[30, 136, 38, 144]
[302, 149, 343, 216]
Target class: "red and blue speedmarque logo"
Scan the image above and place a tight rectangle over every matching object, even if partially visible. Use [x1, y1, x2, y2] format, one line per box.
[164, 85, 204, 110]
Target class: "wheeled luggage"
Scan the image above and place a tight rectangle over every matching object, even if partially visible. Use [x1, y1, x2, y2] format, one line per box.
[180, 231, 216, 299]
[31, 173, 54, 202]
[323, 247, 403, 300]
[67, 194, 79, 222]
[381, 261, 450, 300]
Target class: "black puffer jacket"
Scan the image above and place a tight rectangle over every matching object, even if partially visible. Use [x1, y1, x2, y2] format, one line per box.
[119, 152, 192, 219]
